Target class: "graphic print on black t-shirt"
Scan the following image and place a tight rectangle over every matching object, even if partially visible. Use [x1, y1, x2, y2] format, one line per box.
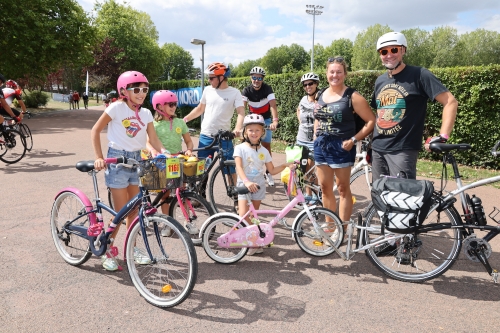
[374, 83, 409, 136]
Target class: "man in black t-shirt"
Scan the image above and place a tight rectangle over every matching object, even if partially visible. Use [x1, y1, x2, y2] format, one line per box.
[370, 32, 458, 180]
[241, 66, 279, 186]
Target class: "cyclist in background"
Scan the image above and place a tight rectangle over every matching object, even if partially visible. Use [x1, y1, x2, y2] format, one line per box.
[371, 31, 458, 181]
[0, 74, 22, 123]
[241, 66, 279, 186]
[1, 80, 27, 119]
[183, 62, 245, 197]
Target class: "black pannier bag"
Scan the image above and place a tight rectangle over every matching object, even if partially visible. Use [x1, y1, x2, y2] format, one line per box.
[371, 177, 434, 232]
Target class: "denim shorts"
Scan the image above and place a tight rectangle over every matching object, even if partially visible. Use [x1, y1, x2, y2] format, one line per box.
[262, 118, 273, 143]
[105, 147, 142, 189]
[197, 134, 235, 175]
[314, 135, 355, 168]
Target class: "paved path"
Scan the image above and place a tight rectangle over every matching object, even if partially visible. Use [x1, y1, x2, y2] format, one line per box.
[1, 108, 499, 332]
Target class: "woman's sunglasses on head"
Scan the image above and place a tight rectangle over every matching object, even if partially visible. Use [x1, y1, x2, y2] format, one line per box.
[126, 87, 149, 94]
[378, 47, 400, 56]
[328, 57, 344, 63]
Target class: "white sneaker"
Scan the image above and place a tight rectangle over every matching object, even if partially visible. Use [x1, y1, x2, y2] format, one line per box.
[265, 173, 275, 187]
[133, 247, 152, 265]
[161, 226, 173, 237]
[101, 254, 119, 271]
[185, 222, 199, 235]
[247, 247, 264, 256]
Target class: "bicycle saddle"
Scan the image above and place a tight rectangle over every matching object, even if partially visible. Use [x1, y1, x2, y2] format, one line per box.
[233, 185, 261, 195]
[430, 143, 471, 153]
[76, 161, 95, 172]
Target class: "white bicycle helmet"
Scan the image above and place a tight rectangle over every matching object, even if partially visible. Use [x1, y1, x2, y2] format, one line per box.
[301, 72, 320, 83]
[249, 66, 266, 76]
[377, 32, 407, 51]
[242, 114, 266, 145]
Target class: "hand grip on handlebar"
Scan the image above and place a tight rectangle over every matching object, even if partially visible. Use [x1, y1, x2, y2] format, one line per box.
[104, 156, 127, 164]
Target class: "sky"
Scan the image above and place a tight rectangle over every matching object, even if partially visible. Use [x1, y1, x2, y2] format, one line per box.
[76, 0, 500, 68]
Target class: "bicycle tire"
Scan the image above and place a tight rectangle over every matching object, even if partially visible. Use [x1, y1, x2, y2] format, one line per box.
[201, 215, 248, 264]
[349, 167, 372, 217]
[0, 128, 27, 164]
[19, 123, 33, 151]
[168, 191, 215, 245]
[363, 204, 463, 283]
[50, 191, 92, 266]
[208, 160, 238, 213]
[293, 207, 343, 256]
[126, 214, 198, 308]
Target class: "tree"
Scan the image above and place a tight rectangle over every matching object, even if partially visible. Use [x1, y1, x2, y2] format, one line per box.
[430, 26, 460, 68]
[322, 39, 354, 71]
[310, 44, 325, 71]
[0, 0, 96, 83]
[94, 0, 162, 80]
[159, 43, 195, 80]
[351, 24, 392, 71]
[456, 29, 500, 66]
[232, 59, 261, 78]
[401, 28, 433, 68]
[261, 44, 308, 75]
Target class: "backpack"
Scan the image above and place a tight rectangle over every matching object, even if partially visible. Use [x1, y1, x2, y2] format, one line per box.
[315, 87, 365, 133]
[371, 177, 434, 233]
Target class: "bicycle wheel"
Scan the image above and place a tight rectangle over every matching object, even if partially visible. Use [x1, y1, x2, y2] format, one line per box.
[19, 123, 33, 151]
[363, 204, 463, 283]
[201, 215, 248, 264]
[293, 207, 343, 256]
[0, 128, 26, 164]
[126, 214, 198, 308]
[350, 167, 372, 217]
[208, 160, 237, 213]
[50, 191, 92, 266]
[169, 191, 215, 245]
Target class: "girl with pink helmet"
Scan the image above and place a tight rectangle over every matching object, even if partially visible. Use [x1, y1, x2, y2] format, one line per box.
[234, 114, 294, 255]
[91, 71, 168, 271]
[146, 90, 195, 235]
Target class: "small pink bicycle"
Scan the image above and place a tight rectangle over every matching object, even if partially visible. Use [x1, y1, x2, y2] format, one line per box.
[199, 165, 344, 264]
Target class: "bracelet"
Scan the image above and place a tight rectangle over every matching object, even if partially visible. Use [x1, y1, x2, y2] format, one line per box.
[183, 116, 188, 123]
[440, 133, 449, 139]
[242, 178, 249, 182]
[160, 148, 170, 154]
[273, 117, 279, 121]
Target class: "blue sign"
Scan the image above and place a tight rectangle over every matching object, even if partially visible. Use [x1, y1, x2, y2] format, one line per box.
[150, 87, 203, 108]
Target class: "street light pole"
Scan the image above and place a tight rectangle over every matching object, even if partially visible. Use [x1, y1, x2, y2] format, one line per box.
[191, 38, 206, 93]
[306, 5, 323, 71]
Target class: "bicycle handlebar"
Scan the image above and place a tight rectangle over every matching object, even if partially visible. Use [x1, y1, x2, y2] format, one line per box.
[492, 140, 500, 157]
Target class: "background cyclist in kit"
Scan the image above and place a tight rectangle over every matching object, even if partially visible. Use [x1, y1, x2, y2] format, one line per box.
[241, 66, 279, 186]
[1, 80, 27, 119]
[370, 32, 458, 181]
[0, 75, 22, 123]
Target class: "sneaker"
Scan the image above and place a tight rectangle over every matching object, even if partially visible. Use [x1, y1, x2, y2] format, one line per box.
[134, 247, 152, 265]
[247, 247, 264, 256]
[185, 222, 199, 235]
[101, 254, 119, 271]
[265, 173, 275, 187]
[304, 195, 313, 203]
[161, 226, 173, 237]
[308, 195, 319, 205]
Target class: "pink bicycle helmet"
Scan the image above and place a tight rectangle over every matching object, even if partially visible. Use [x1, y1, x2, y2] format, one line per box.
[117, 71, 149, 97]
[152, 90, 178, 109]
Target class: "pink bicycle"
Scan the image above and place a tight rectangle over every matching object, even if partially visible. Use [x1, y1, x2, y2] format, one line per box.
[199, 165, 344, 264]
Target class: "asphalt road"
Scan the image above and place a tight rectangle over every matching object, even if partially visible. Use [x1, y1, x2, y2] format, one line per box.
[1, 107, 499, 332]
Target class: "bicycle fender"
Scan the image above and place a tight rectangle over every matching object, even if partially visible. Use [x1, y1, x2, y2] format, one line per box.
[290, 205, 319, 237]
[55, 188, 97, 226]
[198, 212, 242, 239]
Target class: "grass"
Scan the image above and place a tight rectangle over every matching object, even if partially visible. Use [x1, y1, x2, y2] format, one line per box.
[27, 97, 105, 114]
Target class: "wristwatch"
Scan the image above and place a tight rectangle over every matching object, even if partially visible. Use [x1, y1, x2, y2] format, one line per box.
[351, 137, 358, 144]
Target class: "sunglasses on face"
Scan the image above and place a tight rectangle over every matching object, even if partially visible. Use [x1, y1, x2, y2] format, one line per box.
[303, 82, 316, 87]
[208, 76, 218, 81]
[378, 47, 400, 56]
[251, 76, 263, 81]
[126, 87, 149, 94]
[165, 102, 177, 108]
[328, 57, 344, 63]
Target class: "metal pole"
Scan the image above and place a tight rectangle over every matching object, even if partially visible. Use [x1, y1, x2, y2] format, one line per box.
[311, 12, 315, 71]
[201, 43, 205, 93]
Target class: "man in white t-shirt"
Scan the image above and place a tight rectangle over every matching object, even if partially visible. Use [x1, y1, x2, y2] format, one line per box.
[183, 62, 245, 198]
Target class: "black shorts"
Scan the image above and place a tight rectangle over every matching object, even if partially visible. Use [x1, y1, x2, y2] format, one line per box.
[0, 108, 21, 117]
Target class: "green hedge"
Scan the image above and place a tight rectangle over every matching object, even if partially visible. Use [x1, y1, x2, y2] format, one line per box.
[150, 65, 500, 168]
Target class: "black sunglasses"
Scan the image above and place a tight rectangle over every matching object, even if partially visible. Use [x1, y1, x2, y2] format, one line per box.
[165, 102, 177, 108]
[328, 57, 344, 63]
[303, 82, 316, 87]
[378, 47, 400, 56]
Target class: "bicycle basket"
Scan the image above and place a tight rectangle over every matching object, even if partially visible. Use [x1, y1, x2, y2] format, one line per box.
[182, 157, 206, 183]
[139, 157, 183, 191]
